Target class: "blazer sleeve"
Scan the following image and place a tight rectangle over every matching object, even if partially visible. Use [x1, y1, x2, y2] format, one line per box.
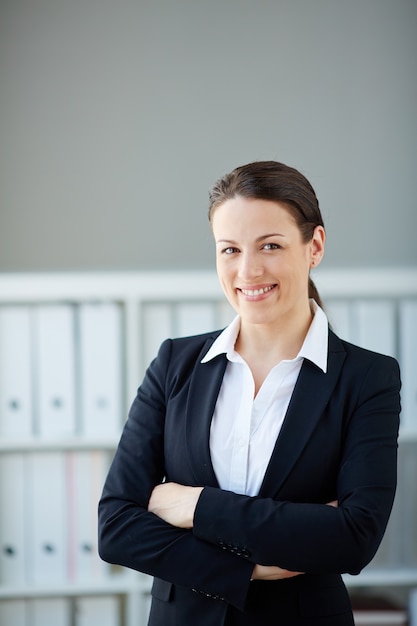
[193, 352, 401, 576]
[98, 339, 253, 610]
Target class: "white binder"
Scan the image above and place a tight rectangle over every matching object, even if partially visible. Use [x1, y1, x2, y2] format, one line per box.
[89, 450, 111, 579]
[78, 303, 122, 438]
[142, 302, 173, 366]
[175, 302, 216, 337]
[29, 598, 71, 626]
[217, 300, 235, 329]
[75, 596, 120, 626]
[325, 300, 352, 342]
[0, 454, 27, 584]
[410, 587, 417, 626]
[27, 452, 67, 584]
[352, 300, 396, 357]
[400, 440, 417, 567]
[399, 300, 417, 434]
[0, 306, 33, 438]
[67, 451, 109, 582]
[33, 305, 76, 438]
[0, 600, 27, 626]
[368, 485, 402, 570]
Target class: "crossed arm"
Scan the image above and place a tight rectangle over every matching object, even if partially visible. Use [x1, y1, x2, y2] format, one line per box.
[148, 482, 337, 580]
[99, 339, 400, 605]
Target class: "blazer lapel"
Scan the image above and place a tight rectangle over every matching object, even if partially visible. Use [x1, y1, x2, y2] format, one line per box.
[259, 331, 346, 497]
[185, 340, 228, 487]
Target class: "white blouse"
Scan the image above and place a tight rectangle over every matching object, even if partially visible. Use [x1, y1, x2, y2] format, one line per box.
[201, 301, 329, 496]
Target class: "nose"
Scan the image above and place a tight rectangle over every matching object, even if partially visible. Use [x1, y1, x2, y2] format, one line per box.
[237, 251, 263, 282]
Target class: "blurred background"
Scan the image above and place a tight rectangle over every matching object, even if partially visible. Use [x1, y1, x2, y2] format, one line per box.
[0, 1, 416, 625]
[0, 0, 416, 272]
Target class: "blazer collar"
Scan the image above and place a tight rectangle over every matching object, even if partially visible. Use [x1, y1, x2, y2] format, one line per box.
[259, 330, 346, 497]
[185, 335, 227, 487]
[185, 330, 346, 493]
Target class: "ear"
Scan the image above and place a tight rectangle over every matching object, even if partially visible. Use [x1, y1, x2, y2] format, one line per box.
[310, 226, 325, 268]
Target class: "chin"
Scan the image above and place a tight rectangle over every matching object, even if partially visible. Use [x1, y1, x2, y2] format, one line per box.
[240, 310, 276, 326]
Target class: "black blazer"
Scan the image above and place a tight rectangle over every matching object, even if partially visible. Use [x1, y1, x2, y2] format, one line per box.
[98, 328, 401, 626]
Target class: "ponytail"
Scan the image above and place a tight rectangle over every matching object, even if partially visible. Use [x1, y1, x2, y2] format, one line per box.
[308, 276, 325, 311]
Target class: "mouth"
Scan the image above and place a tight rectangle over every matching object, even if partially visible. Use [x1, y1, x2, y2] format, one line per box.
[238, 285, 277, 297]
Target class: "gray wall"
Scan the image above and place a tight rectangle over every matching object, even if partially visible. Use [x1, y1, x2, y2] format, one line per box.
[0, 0, 416, 272]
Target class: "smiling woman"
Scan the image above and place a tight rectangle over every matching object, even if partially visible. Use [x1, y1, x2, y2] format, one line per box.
[211, 196, 325, 359]
[98, 161, 401, 626]
[208, 161, 326, 310]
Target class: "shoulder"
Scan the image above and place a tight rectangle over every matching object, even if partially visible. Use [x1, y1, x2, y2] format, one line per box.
[154, 329, 224, 368]
[329, 328, 400, 385]
[138, 329, 225, 400]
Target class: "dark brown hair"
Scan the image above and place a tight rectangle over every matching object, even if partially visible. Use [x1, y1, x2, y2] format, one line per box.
[208, 160, 325, 309]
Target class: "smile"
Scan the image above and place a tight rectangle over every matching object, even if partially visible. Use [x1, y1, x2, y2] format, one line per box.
[240, 285, 276, 296]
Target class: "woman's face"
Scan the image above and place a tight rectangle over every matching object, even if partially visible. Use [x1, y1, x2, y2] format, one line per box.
[211, 196, 325, 328]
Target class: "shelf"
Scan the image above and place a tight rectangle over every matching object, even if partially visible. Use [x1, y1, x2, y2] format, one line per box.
[0, 268, 416, 302]
[0, 270, 416, 626]
[344, 568, 417, 587]
[3, 569, 417, 600]
[0, 437, 119, 452]
[398, 430, 417, 443]
[1, 431, 415, 453]
[0, 574, 152, 599]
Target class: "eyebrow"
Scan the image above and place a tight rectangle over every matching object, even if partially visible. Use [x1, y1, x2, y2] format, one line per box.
[216, 233, 286, 244]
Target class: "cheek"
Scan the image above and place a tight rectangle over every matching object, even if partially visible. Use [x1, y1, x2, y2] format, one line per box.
[285, 250, 311, 275]
[216, 262, 231, 290]
[277, 258, 309, 292]
[216, 258, 225, 281]
[216, 265, 237, 302]
[216, 258, 231, 278]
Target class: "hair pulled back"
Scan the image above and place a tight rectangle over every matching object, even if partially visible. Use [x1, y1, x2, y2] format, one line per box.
[208, 160, 325, 308]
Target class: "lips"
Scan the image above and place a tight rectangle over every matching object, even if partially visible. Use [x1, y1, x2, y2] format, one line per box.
[239, 285, 276, 296]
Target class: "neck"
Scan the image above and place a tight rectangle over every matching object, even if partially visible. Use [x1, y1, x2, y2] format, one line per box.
[236, 302, 314, 363]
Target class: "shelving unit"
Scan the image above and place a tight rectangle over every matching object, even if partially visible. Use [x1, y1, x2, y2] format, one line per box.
[0, 269, 416, 626]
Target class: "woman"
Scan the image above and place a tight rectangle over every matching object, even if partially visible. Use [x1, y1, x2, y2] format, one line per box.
[98, 161, 401, 625]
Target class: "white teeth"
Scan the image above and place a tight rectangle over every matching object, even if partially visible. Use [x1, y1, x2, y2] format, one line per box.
[241, 286, 274, 296]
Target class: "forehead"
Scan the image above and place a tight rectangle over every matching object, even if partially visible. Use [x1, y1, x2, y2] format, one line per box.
[211, 196, 298, 231]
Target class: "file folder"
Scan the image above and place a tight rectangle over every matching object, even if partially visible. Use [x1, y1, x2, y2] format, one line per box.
[78, 303, 122, 438]
[142, 303, 173, 367]
[0, 599, 27, 626]
[352, 300, 396, 357]
[409, 587, 417, 626]
[398, 440, 417, 567]
[217, 300, 235, 329]
[89, 450, 111, 579]
[0, 453, 27, 584]
[175, 302, 216, 337]
[399, 299, 417, 434]
[33, 305, 76, 438]
[67, 451, 109, 582]
[0, 306, 33, 438]
[27, 452, 67, 584]
[29, 598, 71, 626]
[75, 596, 120, 626]
[324, 300, 352, 342]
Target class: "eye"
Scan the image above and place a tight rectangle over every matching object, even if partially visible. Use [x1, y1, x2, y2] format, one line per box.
[222, 246, 239, 255]
[262, 242, 281, 250]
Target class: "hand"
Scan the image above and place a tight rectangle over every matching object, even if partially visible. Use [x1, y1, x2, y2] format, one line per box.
[251, 564, 304, 580]
[148, 482, 203, 528]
